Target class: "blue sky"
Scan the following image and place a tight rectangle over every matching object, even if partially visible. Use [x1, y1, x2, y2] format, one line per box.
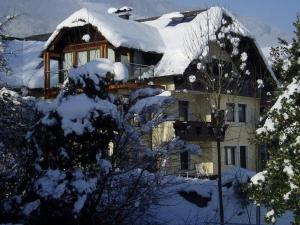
[180, 0, 300, 37]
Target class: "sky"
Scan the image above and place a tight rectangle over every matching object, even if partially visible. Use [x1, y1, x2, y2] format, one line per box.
[181, 0, 299, 37]
[1, 0, 299, 47]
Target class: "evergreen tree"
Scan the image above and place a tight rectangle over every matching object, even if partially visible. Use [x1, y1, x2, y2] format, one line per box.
[249, 15, 300, 225]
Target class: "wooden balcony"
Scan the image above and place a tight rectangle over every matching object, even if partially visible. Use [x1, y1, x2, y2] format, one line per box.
[173, 121, 226, 142]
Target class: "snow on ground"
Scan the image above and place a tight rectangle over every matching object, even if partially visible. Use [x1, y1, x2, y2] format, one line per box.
[152, 168, 293, 225]
[0, 40, 58, 89]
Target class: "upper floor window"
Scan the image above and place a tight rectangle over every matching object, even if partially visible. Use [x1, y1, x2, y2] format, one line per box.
[238, 104, 247, 122]
[78, 51, 88, 66]
[108, 48, 115, 62]
[90, 49, 100, 61]
[178, 101, 189, 121]
[225, 146, 236, 165]
[226, 103, 235, 122]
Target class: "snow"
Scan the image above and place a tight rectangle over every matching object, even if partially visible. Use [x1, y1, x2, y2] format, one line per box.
[144, 7, 249, 77]
[160, 12, 184, 19]
[251, 171, 266, 185]
[107, 8, 118, 14]
[257, 79, 264, 88]
[129, 91, 172, 114]
[113, 62, 128, 82]
[82, 34, 90, 42]
[150, 168, 292, 225]
[73, 195, 87, 214]
[257, 78, 300, 134]
[45, 8, 165, 53]
[22, 200, 41, 216]
[69, 59, 128, 89]
[35, 169, 67, 199]
[42, 93, 119, 136]
[0, 40, 58, 88]
[240, 52, 248, 62]
[188, 75, 196, 83]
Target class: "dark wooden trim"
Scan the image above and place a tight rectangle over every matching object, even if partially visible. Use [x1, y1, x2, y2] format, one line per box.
[63, 41, 108, 53]
[43, 52, 51, 98]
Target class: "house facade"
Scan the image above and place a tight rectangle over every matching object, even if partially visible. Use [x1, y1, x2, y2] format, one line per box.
[41, 7, 276, 175]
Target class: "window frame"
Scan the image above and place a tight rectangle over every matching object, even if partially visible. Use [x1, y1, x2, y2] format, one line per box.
[178, 101, 189, 121]
[224, 146, 236, 165]
[226, 103, 235, 122]
[238, 104, 247, 123]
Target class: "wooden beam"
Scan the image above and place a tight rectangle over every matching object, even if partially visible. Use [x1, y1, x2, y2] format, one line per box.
[44, 52, 51, 98]
[63, 41, 108, 53]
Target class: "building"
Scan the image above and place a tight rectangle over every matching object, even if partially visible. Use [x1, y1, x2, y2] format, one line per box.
[40, 6, 277, 175]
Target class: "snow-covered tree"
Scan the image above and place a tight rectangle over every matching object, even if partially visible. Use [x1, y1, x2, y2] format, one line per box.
[184, 11, 255, 225]
[0, 59, 183, 225]
[269, 14, 300, 86]
[0, 15, 15, 73]
[248, 15, 300, 225]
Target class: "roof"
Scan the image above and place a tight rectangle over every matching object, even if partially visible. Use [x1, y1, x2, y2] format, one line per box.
[43, 7, 277, 83]
[44, 8, 165, 53]
[143, 7, 250, 77]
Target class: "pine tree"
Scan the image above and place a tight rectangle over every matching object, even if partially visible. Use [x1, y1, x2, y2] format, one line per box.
[249, 15, 300, 225]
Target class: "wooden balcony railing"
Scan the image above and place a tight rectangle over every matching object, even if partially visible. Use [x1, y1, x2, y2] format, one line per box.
[173, 121, 227, 142]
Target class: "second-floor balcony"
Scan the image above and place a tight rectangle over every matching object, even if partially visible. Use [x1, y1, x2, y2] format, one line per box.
[127, 63, 155, 80]
[173, 121, 227, 142]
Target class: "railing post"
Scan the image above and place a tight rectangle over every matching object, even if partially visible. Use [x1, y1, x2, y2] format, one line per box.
[43, 51, 51, 99]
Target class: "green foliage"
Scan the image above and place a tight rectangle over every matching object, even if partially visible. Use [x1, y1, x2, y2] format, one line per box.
[248, 14, 300, 225]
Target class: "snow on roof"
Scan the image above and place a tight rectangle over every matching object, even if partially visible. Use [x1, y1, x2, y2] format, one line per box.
[0, 40, 58, 89]
[144, 7, 249, 76]
[44, 8, 165, 53]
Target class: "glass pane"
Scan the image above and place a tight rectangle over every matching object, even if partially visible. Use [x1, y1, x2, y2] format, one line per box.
[78, 51, 87, 66]
[90, 49, 100, 61]
[134, 51, 143, 64]
[108, 48, 115, 62]
[121, 54, 129, 65]
[238, 104, 246, 122]
[63, 53, 73, 70]
[179, 101, 189, 121]
[226, 103, 235, 122]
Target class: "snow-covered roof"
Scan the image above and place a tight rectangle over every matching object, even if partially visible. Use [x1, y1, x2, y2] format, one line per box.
[144, 7, 250, 76]
[44, 8, 165, 53]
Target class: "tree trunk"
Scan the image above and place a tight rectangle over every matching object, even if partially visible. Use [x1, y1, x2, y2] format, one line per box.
[217, 138, 224, 225]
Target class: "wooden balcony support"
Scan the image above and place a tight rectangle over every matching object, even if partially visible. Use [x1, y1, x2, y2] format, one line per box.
[43, 51, 51, 98]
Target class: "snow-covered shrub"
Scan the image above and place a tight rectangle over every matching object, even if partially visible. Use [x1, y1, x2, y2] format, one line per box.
[0, 60, 181, 225]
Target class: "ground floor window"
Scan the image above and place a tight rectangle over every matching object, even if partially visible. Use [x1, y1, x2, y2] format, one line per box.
[224, 146, 236, 165]
[239, 146, 247, 168]
[180, 151, 189, 170]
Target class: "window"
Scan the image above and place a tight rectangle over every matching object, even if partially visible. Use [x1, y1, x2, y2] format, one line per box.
[90, 49, 100, 61]
[108, 48, 115, 62]
[226, 103, 235, 122]
[63, 52, 73, 70]
[179, 101, 189, 121]
[238, 104, 247, 123]
[225, 147, 236, 165]
[77, 51, 88, 66]
[121, 53, 130, 65]
[238, 104, 247, 122]
[240, 146, 247, 168]
[180, 151, 189, 170]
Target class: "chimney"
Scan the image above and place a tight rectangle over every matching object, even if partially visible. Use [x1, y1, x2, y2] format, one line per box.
[108, 6, 133, 20]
